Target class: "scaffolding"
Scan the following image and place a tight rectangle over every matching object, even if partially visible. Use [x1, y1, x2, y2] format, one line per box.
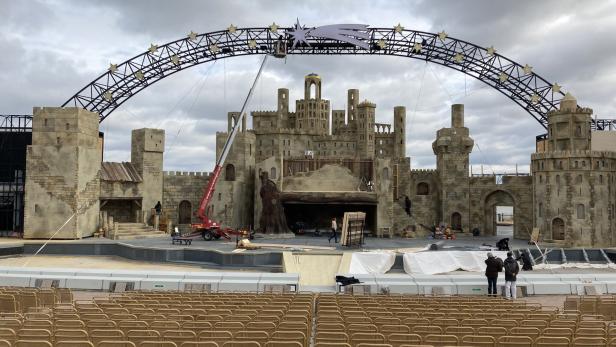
[0, 115, 32, 236]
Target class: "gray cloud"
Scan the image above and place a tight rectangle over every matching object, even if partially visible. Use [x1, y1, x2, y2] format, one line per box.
[2, 0, 615, 174]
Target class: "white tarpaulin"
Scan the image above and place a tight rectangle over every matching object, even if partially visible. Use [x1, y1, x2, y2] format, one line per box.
[403, 251, 509, 275]
[349, 251, 396, 274]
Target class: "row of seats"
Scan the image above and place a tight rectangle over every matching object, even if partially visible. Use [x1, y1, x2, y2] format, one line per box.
[564, 295, 616, 319]
[0, 288, 72, 312]
[1, 289, 315, 346]
[2, 287, 616, 346]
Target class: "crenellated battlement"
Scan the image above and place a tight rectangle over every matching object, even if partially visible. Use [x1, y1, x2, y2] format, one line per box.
[163, 171, 210, 177]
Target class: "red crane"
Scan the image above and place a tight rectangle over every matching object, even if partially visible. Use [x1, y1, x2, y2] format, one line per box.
[190, 55, 270, 241]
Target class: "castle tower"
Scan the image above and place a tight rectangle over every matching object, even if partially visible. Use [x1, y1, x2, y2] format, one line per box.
[131, 128, 165, 223]
[332, 110, 345, 135]
[547, 92, 591, 152]
[432, 104, 474, 231]
[277, 88, 289, 115]
[357, 100, 376, 159]
[295, 73, 330, 134]
[24, 107, 101, 239]
[531, 93, 613, 247]
[393, 106, 406, 158]
[227, 112, 245, 133]
[347, 89, 359, 126]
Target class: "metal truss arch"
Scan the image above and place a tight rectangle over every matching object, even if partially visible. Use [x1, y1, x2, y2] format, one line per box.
[63, 26, 599, 129]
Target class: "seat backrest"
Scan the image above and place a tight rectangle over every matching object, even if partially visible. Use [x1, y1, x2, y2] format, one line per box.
[264, 342, 302, 347]
[534, 336, 570, 346]
[543, 327, 574, 338]
[137, 342, 178, 347]
[54, 342, 94, 347]
[316, 331, 348, 342]
[509, 327, 541, 338]
[221, 342, 260, 347]
[314, 343, 351, 347]
[572, 337, 608, 346]
[126, 329, 160, 342]
[15, 341, 53, 347]
[97, 342, 136, 347]
[461, 335, 496, 347]
[424, 334, 458, 345]
[497, 335, 533, 347]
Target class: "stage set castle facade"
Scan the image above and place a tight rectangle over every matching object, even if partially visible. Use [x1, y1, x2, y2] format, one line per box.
[21, 73, 616, 247]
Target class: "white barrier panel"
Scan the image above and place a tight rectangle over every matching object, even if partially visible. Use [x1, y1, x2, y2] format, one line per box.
[338, 272, 616, 295]
[403, 251, 509, 275]
[349, 251, 396, 274]
[0, 266, 299, 293]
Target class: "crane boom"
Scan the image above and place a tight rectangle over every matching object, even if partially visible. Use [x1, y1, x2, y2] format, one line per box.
[196, 55, 269, 227]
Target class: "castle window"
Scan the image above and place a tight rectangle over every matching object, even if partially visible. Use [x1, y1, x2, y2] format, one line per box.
[538, 203, 543, 217]
[582, 161, 586, 167]
[577, 204, 585, 219]
[576, 175, 582, 184]
[225, 164, 236, 181]
[600, 175, 604, 184]
[383, 167, 389, 179]
[540, 162, 544, 170]
[270, 167, 277, 179]
[576, 125, 582, 137]
[417, 182, 430, 195]
[218, 193, 221, 201]
[65, 123, 70, 130]
[539, 175, 543, 183]
[559, 161, 563, 169]
[556, 175, 561, 185]
[575, 161, 578, 168]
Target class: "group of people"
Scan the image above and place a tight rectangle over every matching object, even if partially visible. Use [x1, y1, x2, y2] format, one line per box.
[485, 250, 533, 299]
[433, 224, 455, 240]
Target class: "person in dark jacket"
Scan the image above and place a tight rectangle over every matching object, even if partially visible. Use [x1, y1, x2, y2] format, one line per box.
[485, 252, 503, 297]
[504, 251, 520, 299]
[516, 250, 533, 271]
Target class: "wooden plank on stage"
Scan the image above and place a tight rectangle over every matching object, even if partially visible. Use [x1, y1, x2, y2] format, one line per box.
[255, 243, 337, 251]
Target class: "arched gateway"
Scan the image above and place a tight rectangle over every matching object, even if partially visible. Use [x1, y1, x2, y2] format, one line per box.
[62, 22, 581, 129]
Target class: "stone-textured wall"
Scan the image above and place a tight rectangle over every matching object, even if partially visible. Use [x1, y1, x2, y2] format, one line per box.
[213, 131, 256, 229]
[374, 158, 393, 233]
[100, 181, 141, 199]
[24, 107, 101, 239]
[468, 175, 533, 238]
[131, 129, 164, 222]
[409, 169, 440, 229]
[162, 171, 209, 226]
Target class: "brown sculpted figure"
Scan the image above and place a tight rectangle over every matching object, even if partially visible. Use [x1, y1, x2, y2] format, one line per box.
[259, 171, 289, 234]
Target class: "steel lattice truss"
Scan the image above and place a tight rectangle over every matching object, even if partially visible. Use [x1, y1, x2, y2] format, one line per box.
[0, 115, 33, 132]
[62, 27, 607, 129]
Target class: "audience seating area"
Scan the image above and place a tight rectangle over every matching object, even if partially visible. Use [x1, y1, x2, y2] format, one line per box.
[1, 286, 616, 346]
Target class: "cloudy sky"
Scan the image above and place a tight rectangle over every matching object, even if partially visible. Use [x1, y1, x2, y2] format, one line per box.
[2, 0, 615, 174]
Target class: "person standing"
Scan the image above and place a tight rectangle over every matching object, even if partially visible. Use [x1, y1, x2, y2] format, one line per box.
[154, 201, 162, 215]
[485, 252, 503, 297]
[504, 251, 520, 299]
[328, 217, 338, 243]
[404, 196, 412, 216]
